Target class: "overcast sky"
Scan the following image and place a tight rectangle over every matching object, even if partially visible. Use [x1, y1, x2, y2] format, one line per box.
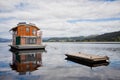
[0, 0, 120, 38]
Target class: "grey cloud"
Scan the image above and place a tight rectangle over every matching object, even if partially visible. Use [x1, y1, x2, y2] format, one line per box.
[0, 0, 120, 38]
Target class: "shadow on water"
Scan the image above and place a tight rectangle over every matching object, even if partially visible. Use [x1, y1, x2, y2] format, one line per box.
[9, 49, 46, 75]
[65, 58, 110, 68]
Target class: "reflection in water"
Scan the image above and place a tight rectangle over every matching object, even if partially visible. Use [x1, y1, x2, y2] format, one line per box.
[66, 58, 109, 68]
[9, 49, 45, 75]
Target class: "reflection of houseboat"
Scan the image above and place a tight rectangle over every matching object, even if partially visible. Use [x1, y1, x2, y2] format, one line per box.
[10, 50, 45, 75]
[9, 22, 45, 50]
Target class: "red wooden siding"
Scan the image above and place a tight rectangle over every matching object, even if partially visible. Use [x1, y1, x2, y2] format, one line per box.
[17, 25, 38, 36]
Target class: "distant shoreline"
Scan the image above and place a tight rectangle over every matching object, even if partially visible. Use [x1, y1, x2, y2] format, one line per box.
[0, 41, 120, 44]
[43, 42, 120, 44]
[74, 42, 120, 44]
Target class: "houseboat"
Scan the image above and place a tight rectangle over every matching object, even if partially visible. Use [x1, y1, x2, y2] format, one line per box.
[9, 22, 45, 50]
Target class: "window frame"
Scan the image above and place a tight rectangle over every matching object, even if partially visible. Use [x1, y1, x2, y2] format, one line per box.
[26, 38, 37, 44]
[26, 27, 29, 32]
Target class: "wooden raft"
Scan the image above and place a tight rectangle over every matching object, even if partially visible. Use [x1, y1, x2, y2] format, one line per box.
[65, 52, 109, 63]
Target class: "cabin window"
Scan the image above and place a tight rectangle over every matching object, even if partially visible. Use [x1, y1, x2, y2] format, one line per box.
[26, 38, 37, 44]
[32, 30, 36, 35]
[26, 27, 29, 32]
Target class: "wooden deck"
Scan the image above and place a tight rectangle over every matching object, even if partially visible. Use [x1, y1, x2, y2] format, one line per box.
[9, 45, 46, 50]
[65, 52, 109, 63]
[66, 58, 109, 67]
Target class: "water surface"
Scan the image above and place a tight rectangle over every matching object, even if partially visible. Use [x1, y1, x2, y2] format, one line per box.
[0, 42, 120, 80]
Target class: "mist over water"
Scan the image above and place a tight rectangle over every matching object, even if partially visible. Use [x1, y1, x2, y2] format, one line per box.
[0, 42, 120, 80]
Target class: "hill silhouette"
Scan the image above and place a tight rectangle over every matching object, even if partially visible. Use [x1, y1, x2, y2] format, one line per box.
[43, 31, 120, 42]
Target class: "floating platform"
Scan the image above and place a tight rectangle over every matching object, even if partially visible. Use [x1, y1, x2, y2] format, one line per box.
[9, 45, 46, 50]
[66, 58, 109, 67]
[65, 52, 109, 63]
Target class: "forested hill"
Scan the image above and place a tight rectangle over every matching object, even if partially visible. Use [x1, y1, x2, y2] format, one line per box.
[43, 31, 120, 42]
[85, 31, 120, 42]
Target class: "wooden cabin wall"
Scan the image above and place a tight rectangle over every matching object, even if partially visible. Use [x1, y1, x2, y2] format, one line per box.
[21, 37, 26, 45]
[17, 25, 37, 36]
[30, 26, 37, 36]
[12, 32, 16, 45]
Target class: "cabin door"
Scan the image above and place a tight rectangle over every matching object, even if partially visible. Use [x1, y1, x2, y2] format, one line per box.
[16, 37, 20, 45]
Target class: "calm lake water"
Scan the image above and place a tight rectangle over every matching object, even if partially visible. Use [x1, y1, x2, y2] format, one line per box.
[0, 42, 120, 80]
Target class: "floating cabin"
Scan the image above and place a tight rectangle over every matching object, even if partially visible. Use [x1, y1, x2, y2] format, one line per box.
[65, 52, 109, 64]
[9, 22, 45, 50]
